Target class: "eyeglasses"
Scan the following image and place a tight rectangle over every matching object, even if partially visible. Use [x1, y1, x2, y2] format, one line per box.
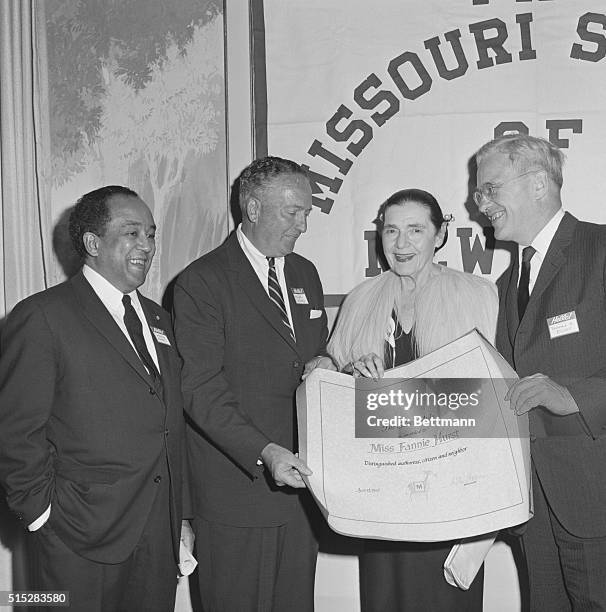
[473, 170, 539, 207]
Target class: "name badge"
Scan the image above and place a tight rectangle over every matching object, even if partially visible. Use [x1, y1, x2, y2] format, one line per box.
[547, 311, 579, 339]
[151, 326, 171, 345]
[291, 288, 309, 304]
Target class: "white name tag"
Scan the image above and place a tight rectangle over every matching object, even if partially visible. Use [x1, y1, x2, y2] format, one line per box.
[547, 310, 579, 339]
[151, 326, 171, 345]
[291, 288, 309, 304]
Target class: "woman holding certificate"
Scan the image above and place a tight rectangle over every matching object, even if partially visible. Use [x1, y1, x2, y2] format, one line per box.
[328, 188, 497, 611]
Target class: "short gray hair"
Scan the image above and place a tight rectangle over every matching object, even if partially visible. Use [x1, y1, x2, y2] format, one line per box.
[476, 134, 565, 188]
[238, 156, 308, 210]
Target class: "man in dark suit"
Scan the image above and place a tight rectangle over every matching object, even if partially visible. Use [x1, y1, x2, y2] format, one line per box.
[173, 157, 330, 611]
[0, 186, 190, 611]
[474, 135, 606, 610]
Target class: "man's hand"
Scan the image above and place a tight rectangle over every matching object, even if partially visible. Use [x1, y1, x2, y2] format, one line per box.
[260, 442, 312, 488]
[180, 519, 195, 553]
[343, 353, 384, 380]
[505, 373, 579, 416]
[302, 355, 337, 379]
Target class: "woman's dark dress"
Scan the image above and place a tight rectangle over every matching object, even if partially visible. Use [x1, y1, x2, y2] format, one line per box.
[359, 323, 484, 612]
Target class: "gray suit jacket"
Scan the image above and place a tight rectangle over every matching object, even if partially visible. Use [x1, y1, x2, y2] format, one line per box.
[0, 272, 186, 563]
[173, 233, 328, 527]
[496, 212, 606, 537]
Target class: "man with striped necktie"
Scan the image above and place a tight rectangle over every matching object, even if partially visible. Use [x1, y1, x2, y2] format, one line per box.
[173, 156, 332, 611]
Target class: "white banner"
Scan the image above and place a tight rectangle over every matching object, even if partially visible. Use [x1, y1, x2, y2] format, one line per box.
[264, 0, 606, 306]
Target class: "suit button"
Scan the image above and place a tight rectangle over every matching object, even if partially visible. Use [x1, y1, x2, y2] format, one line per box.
[293, 361, 301, 368]
[154, 475, 162, 483]
[149, 388, 156, 395]
[164, 429, 169, 436]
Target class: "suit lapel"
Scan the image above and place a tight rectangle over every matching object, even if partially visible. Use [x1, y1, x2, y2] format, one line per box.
[225, 234, 300, 354]
[284, 257, 308, 356]
[524, 213, 576, 320]
[139, 297, 169, 394]
[70, 272, 155, 386]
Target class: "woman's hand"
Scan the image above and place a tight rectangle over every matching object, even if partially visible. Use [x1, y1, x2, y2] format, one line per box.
[302, 355, 337, 380]
[343, 353, 384, 380]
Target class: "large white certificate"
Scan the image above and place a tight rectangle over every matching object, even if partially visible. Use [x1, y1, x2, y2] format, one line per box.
[297, 330, 531, 541]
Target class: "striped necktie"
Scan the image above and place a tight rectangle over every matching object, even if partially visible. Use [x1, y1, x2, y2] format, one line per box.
[267, 257, 296, 342]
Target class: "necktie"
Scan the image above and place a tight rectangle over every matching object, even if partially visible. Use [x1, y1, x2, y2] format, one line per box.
[122, 294, 161, 381]
[267, 257, 296, 342]
[517, 246, 536, 322]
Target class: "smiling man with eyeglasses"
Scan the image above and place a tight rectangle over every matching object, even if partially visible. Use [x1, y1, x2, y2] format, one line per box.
[474, 134, 606, 611]
[475, 157, 550, 245]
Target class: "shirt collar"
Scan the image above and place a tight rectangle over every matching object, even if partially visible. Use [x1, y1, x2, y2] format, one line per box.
[236, 225, 285, 269]
[521, 208, 565, 261]
[82, 264, 138, 312]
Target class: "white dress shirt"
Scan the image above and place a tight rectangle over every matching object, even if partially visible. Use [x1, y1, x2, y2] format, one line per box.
[82, 264, 160, 372]
[236, 225, 296, 336]
[28, 265, 160, 531]
[519, 208, 565, 295]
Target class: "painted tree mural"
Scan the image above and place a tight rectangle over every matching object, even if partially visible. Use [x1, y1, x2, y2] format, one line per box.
[98, 17, 223, 291]
[47, 0, 227, 300]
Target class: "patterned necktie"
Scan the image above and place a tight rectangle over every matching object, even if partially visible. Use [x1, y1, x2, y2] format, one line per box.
[122, 294, 161, 381]
[266, 257, 296, 342]
[517, 246, 536, 322]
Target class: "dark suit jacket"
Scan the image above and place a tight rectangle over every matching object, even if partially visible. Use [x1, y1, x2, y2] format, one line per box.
[173, 232, 328, 527]
[0, 272, 186, 563]
[496, 212, 606, 537]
